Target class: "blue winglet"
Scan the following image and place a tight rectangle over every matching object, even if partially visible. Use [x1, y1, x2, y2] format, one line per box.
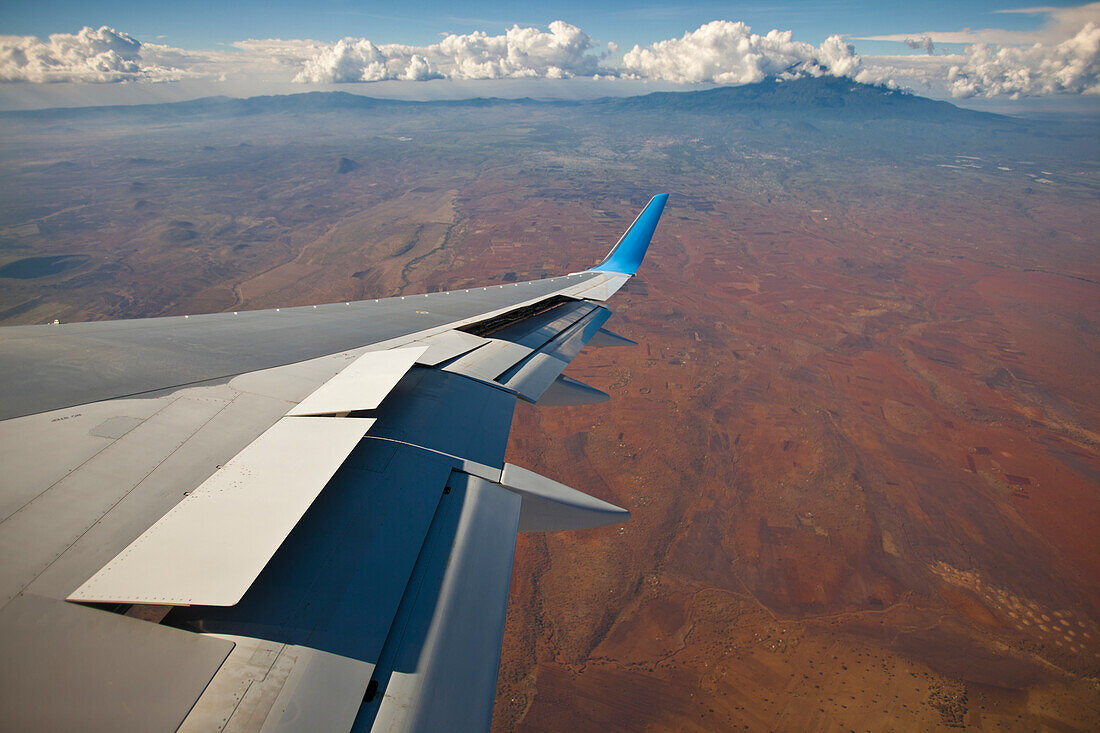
[590, 194, 669, 275]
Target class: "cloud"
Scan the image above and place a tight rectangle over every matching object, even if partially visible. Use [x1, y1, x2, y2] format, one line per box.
[290, 20, 891, 86]
[232, 38, 327, 62]
[7, 15, 1095, 102]
[0, 22, 892, 90]
[850, 53, 962, 93]
[618, 21, 884, 85]
[857, 29, 1040, 46]
[0, 26, 183, 83]
[904, 36, 936, 55]
[292, 21, 599, 83]
[857, 2, 1100, 46]
[852, 3, 1100, 98]
[947, 21, 1100, 98]
[994, 2, 1100, 40]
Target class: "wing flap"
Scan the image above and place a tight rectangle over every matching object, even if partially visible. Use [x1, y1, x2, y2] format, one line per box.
[442, 339, 533, 382]
[0, 593, 233, 732]
[259, 645, 374, 733]
[361, 473, 521, 733]
[498, 352, 569, 402]
[495, 307, 611, 402]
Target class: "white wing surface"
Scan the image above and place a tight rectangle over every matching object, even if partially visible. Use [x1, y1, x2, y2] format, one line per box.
[0, 194, 669, 732]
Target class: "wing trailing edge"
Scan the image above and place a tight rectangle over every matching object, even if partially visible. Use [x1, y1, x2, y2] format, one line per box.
[0, 193, 670, 733]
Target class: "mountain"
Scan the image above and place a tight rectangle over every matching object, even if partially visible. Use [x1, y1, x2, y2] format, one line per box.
[600, 76, 997, 123]
[0, 77, 1002, 126]
[0, 91, 404, 122]
[336, 156, 359, 174]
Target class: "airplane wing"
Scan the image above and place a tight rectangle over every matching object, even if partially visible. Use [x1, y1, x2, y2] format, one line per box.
[0, 193, 669, 732]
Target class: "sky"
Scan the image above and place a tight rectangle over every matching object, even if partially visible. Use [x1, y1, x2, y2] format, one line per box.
[1, 1, 1099, 111]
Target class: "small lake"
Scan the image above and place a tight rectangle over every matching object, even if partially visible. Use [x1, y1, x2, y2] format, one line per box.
[0, 255, 90, 279]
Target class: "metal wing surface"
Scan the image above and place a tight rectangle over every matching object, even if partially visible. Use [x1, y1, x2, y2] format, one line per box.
[0, 193, 670, 732]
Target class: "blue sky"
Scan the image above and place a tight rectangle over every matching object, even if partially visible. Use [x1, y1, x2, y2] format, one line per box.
[0, 0, 1071, 50]
[1, 1, 1098, 110]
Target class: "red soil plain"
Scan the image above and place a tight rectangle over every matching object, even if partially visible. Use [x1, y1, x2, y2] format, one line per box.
[424, 184, 1100, 731]
[1, 100, 1097, 730]
[114, 168, 1097, 730]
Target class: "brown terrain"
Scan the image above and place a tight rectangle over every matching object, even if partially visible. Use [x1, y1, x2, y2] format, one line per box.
[490, 189, 1100, 732]
[0, 85, 1097, 730]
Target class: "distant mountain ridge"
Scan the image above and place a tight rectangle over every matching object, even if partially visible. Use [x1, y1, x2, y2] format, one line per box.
[600, 76, 993, 122]
[0, 76, 1000, 124]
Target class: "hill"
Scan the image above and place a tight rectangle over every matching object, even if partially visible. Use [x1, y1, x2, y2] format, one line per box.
[0, 76, 1003, 125]
[602, 76, 997, 123]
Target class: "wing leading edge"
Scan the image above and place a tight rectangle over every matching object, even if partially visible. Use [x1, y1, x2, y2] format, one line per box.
[0, 194, 670, 732]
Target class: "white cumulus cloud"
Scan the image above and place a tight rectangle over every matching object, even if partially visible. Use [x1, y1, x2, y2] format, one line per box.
[619, 21, 883, 85]
[292, 21, 599, 83]
[0, 26, 183, 83]
[947, 21, 1100, 98]
[995, 2, 1100, 42]
[10, 16, 1097, 102]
